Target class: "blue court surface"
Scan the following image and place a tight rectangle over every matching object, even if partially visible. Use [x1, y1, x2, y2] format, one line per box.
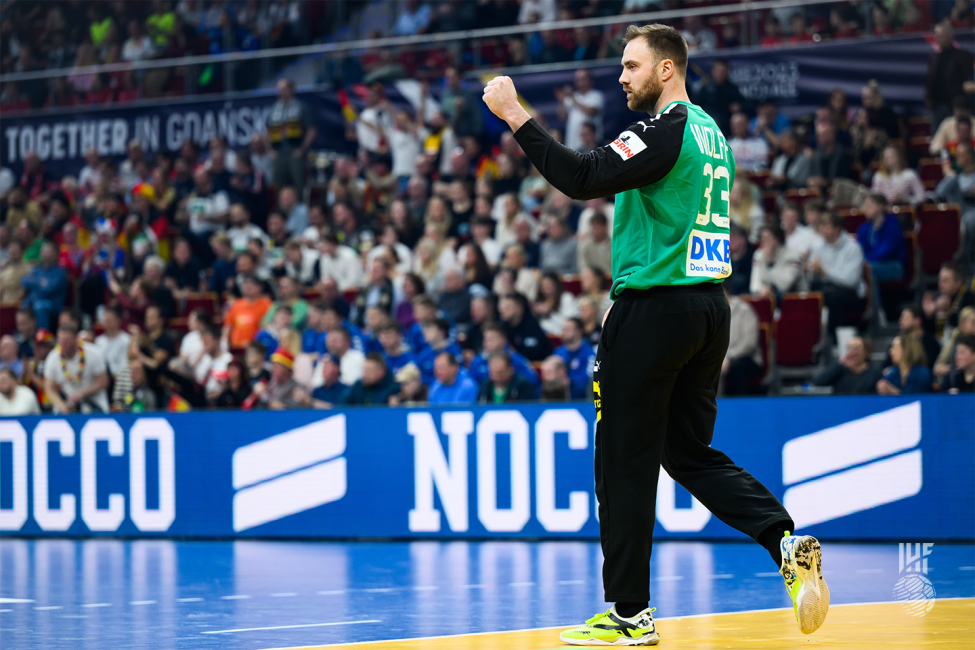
[1, 539, 973, 649]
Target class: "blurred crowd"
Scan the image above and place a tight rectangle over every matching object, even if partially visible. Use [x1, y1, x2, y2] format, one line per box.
[3, 0, 974, 110]
[0, 7, 973, 415]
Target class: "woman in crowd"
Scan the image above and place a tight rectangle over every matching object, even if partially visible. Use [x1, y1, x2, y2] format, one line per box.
[215, 359, 253, 408]
[423, 196, 454, 241]
[396, 273, 425, 328]
[577, 296, 603, 349]
[870, 145, 926, 205]
[877, 335, 933, 395]
[463, 243, 494, 291]
[934, 306, 975, 383]
[579, 266, 613, 316]
[827, 88, 852, 131]
[728, 172, 765, 243]
[532, 271, 579, 336]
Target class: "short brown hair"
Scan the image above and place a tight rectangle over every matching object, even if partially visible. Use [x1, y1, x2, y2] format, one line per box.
[621, 24, 688, 75]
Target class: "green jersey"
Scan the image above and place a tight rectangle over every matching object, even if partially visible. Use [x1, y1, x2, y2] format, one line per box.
[513, 100, 736, 298]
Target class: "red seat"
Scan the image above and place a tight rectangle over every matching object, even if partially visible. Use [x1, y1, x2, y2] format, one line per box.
[837, 207, 866, 234]
[784, 188, 820, 208]
[917, 158, 944, 190]
[741, 294, 774, 326]
[547, 334, 563, 350]
[907, 116, 931, 139]
[917, 204, 961, 275]
[748, 170, 770, 188]
[302, 288, 323, 302]
[343, 289, 359, 304]
[908, 136, 932, 156]
[776, 293, 823, 367]
[183, 292, 219, 318]
[755, 322, 772, 383]
[562, 276, 581, 297]
[761, 192, 778, 216]
[0, 304, 17, 336]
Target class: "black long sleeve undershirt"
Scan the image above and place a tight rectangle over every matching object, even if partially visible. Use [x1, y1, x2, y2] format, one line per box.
[512, 104, 688, 202]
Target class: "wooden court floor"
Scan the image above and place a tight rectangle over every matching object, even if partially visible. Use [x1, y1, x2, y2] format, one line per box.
[282, 599, 975, 650]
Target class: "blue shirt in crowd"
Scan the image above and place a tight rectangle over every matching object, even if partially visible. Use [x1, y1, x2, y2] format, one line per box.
[881, 365, 932, 394]
[469, 346, 540, 387]
[555, 341, 596, 399]
[415, 342, 464, 386]
[856, 215, 906, 264]
[428, 368, 479, 405]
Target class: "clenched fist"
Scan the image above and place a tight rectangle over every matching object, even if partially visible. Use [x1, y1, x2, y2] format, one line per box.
[483, 76, 531, 131]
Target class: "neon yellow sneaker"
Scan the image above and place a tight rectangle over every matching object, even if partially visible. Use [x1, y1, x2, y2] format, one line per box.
[780, 533, 830, 634]
[559, 605, 660, 646]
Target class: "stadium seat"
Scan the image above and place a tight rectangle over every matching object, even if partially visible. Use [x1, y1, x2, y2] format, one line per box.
[917, 158, 944, 190]
[890, 204, 916, 229]
[741, 294, 774, 326]
[183, 292, 219, 318]
[837, 207, 866, 234]
[302, 288, 323, 302]
[750, 322, 773, 392]
[0, 304, 16, 336]
[917, 204, 961, 276]
[784, 188, 820, 208]
[878, 232, 919, 321]
[562, 276, 582, 297]
[907, 116, 931, 139]
[343, 289, 359, 304]
[547, 334, 563, 350]
[747, 170, 770, 187]
[908, 136, 931, 156]
[775, 292, 823, 368]
[761, 191, 778, 216]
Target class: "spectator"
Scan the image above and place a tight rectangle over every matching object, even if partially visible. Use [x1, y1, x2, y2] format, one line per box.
[375, 321, 414, 374]
[494, 245, 539, 302]
[930, 97, 974, 156]
[278, 186, 309, 236]
[781, 202, 823, 261]
[224, 275, 273, 349]
[265, 78, 317, 196]
[440, 67, 484, 139]
[899, 305, 942, 371]
[468, 321, 538, 385]
[512, 218, 541, 269]
[44, 322, 109, 414]
[808, 120, 853, 191]
[539, 355, 571, 401]
[478, 350, 538, 404]
[0, 240, 29, 303]
[324, 327, 366, 386]
[533, 270, 579, 336]
[6, 187, 43, 240]
[429, 351, 479, 404]
[579, 266, 613, 316]
[871, 146, 926, 205]
[749, 224, 802, 298]
[577, 212, 612, 276]
[934, 142, 975, 272]
[306, 353, 348, 407]
[0, 366, 39, 415]
[499, 292, 552, 361]
[22, 241, 67, 330]
[164, 238, 204, 301]
[518, 0, 556, 23]
[813, 335, 882, 395]
[926, 22, 975, 129]
[94, 307, 132, 377]
[727, 223, 753, 296]
[934, 306, 975, 382]
[318, 233, 364, 292]
[265, 276, 309, 330]
[255, 305, 293, 358]
[0, 335, 22, 378]
[768, 130, 812, 191]
[539, 216, 578, 275]
[681, 14, 717, 52]
[213, 359, 252, 409]
[861, 80, 900, 140]
[878, 335, 933, 394]
[728, 173, 765, 243]
[944, 334, 975, 393]
[728, 112, 769, 172]
[354, 258, 395, 327]
[578, 296, 602, 349]
[257, 348, 303, 410]
[810, 212, 865, 340]
[554, 317, 595, 399]
[385, 363, 425, 406]
[857, 193, 906, 313]
[226, 203, 268, 254]
[415, 318, 463, 385]
[922, 262, 975, 339]
[184, 168, 230, 263]
[751, 100, 792, 144]
[577, 197, 614, 241]
[437, 268, 472, 326]
[112, 358, 158, 412]
[696, 59, 744, 136]
[15, 307, 38, 360]
[555, 69, 605, 153]
[393, 0, 433, 35]
[346, 352, 399, 405]
[721, 281, 764, 395]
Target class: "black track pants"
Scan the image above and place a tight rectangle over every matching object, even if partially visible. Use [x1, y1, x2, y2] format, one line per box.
[593, 283, 793, 602]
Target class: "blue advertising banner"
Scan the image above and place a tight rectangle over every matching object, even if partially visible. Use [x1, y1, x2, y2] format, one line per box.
[0, 395, 971, 541]
[3, 33, 972, 177]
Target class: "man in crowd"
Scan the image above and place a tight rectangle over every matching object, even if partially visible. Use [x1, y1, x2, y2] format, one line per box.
[318, 233, 364, 291]
[923, 262, 974, 339]
[899, 305, 941, 370]
[812, 336, 881, 394]
[478, 351, 538, 404]
[554, 317, 595, 399]
[415, 318, 463, 386]
[0, 367, 40, 415]
[437, 268, 472, 326]
[429, 350, 479, 404]
[468, 322, 539, 387]
[577, 212, 612, 276]
[94, 306, 132, 377]
[21, 241, 67, 330]
[499, 293, 552, 361]
[809, 212, 864, 341]
[540, 355, 571, 401]
[265, 78, 317, 196]
[310, 354, 348, 407]
[695, 59, 744, 136]
[555, 68, 605, 153]
[944, 334, 975, 393]
[345, 352, 399, 405]
[377, 321, 416, 375]
[728, 112, 769, 172]
[0, 240, 30, 303]
[224, 275, 272, 349]
[44, 322, 110, 414]
[324, 327, 366, 386]
[258, 348, 303, 409]
[540, 216, 578, 276]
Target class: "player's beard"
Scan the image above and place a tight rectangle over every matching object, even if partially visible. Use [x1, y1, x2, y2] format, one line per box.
[626, 70, 664, 114]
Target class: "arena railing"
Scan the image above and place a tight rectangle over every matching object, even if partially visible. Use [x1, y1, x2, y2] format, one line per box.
[0, 0, 838, 100]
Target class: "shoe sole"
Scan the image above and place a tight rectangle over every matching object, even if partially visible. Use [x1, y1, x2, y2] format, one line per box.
[559, 632, 660, 646]
[791, 536, 830, 634]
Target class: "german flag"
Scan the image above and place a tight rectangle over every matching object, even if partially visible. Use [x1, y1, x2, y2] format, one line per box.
[337, 89, 358, 124]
